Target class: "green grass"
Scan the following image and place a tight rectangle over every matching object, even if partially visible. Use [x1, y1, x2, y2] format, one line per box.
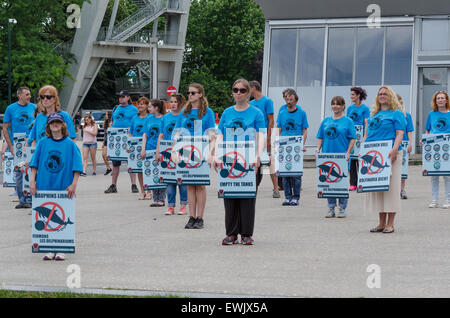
[0, 290, 182, 298]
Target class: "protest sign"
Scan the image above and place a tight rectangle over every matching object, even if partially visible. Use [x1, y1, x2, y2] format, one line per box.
[13, 132, 27, 168]
[2, 152, 15, 187]
[275, 136, 303, 177]
[159, 140, 177, 184]
[316, 153, 349, 198]
[22, 147, 36, 196]
[357, 140, 392, 193]
[142, 150, 167, 190]
[107, 128, 129, 161]
[174, 136, 210, 185]
[350, 125, 363, 159]
[401, 141, 409, 179]
[422, 133, 450, 176]
[127, 137, 143, 173]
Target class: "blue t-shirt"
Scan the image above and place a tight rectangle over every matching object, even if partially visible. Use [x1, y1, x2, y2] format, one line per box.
[28, 111, 77, 146]
[130, 114, 152, 137]
[112, 105, 139, 128]
[3, 102, 36, 136]
[278, 104, 288, 116]
[425, 111, 450, 134]
[160, 112, 182, 140]
[250, 96, 274, 128]
[276, 107, 309, 136]
[144, 116, 163, 150]
[366, 110, 407, 148]
[217, 105, 266, 141]
[175, 107, 216, 136]
[30, 136, 83, 191]
[317, 116, 356, 153]
[347, 104, 370, 127]
[403, 112, 414, 141]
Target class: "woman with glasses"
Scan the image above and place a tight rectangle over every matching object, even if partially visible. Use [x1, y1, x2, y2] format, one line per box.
[173, 83, 216, 230]
[425, 91, 450, 208]
[215, 79, 265, 245]
[364, 86, 406, 234]
[28, 85, 77, 147]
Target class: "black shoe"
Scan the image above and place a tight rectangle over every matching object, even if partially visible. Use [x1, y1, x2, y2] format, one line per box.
[193, 217, 204, 229]
[15, 202, 31, 209]
[104, 184, 117, 193]
[80, 172, 87, 177]
[131, 184, 139, 193]
[104, 169, 112, 176]
[185, 216, 197, 229]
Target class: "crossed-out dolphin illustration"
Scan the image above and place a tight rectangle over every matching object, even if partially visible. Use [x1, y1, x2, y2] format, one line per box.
[178, 147, 202, 168]
[360, 153, 390, 175]
[34, 206, 73, 231]
[220, 154, 254, 178]
[318, 164, 346, 181]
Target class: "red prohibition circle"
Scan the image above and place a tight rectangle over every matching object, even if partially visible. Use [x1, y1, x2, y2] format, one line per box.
[220, 151, 247, 179]
[179, 145, 202, 169]
[362, 150, 383, 175]
[320, 161, 342, 183]
[35, 202, 66, 232]
[163, 147, 177, 170]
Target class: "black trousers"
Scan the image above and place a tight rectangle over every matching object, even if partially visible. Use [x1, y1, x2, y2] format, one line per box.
[223, 167, 262, 237]
[349, 159, 358, 187]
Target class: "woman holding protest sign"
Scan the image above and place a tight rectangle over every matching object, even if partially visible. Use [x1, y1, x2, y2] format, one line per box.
[173, 83, 216, 230]
[316, 96, 356, 218]
[214, 78, 265, 245]
[29, 112, 83, 261]
[363, 86, 406, 234]
[156, 94, 188, 215]
[425, 91, 450, 208]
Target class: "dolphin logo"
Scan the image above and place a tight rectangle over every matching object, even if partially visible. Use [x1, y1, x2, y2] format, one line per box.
[149, 125, 160, 138]
[318, 164, 346, 179]
[135, 124, 144, 134]
[220, 154, 254, 178]
[34, 206, 73, 231]
[45, 151, 64, 173]
[368, 117, 382, 130]
[325, 126, 339, 139]
[284, 120, 297, 132]
[361, 154, 390, 169]
[349, 112, 359, 122]
[434, 118, 448, 131]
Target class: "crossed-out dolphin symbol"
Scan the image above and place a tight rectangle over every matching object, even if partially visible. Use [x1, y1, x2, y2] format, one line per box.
[360, 151, 389, 175]
[318, 161, 346, 183]
[34, 204, 73, 232]
[220, 152, 254, 179]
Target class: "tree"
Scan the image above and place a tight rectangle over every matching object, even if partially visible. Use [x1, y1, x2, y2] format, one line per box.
[180, 0, 265, 113]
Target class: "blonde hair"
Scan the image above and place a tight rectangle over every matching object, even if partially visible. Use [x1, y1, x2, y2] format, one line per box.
[38, 85, 61, 115]
[372, 86, 401, 116]
[83, 114, 95, 127]
[184, 83, 209, 119]
[396, 93, 406, 115]
[431, 91, 450, 112]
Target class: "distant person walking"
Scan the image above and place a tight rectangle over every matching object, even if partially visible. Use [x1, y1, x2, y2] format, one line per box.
[81, 114, 98, 176]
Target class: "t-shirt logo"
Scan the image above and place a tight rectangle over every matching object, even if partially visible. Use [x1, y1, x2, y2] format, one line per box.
[115, 112, 125, 121]
[45, 151, 64, 173]
[283, 119, 299, 133]
[135, 124, 144, 134]
[348, 111, 359, 122]
[184, 116, 197, 132]
[325, 124, 339, 140]
[368, 117, 382, 131]
[433, 117, 448, 132]
[148, 124, 160, 138]
[18, 113, 30, 125]
[165, 121, 176, 136]
[229, 118, 246, 135]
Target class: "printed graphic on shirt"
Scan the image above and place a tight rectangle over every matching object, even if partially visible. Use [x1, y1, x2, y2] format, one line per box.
[324, 124, 340, 140]
[433, 117, 449, 132]
[368, 116, 382, 131]
[45, 151, 64, 173]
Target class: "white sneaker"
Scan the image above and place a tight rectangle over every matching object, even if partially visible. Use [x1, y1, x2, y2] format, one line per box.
[428, 201, 439, 208]
[442, 201, 450, 209]
[55, 253, 65, 261]
[43, 253, 55, 260]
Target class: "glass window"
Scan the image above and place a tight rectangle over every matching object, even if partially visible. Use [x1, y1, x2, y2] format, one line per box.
[326, 28, 354, 86]
[421, 19, 449, 51]
[297, 28, 325, 87]
[384, 27, 413, 85]
[355, 28, 383, 85]
[269, 29, 297, 87]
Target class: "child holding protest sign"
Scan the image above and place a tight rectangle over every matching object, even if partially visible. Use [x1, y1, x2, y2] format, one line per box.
[316, 96, 356, 218]
[29, 112, 83, 260]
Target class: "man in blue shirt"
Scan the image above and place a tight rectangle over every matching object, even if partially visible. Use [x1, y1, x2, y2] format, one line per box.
[2, 87, 36, 209]
[249, 80, 280, 198]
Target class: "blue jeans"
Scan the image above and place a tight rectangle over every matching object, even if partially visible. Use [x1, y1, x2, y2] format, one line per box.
[15, 168, 31, 204]
[166, 184, 188, 207]
[327, 198, 348, 210]
[282, 176, 302, 200]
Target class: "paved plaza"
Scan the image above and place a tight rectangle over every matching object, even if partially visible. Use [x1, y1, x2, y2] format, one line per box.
[1, 158, 450, 297]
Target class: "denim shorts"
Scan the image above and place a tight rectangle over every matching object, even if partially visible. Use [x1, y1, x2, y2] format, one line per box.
[83, 143, 97, 149]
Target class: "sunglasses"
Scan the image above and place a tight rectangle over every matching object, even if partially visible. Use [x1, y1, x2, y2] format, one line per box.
[232, 88, 247, 94]
[40, 95, 54, 100]
[187, 91, 199, 96]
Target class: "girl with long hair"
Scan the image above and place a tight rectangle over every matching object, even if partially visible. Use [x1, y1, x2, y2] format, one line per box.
[81, 114, 98, 176]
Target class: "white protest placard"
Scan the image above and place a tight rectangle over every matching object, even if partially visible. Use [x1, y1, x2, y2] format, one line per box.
[260, 151, 270, 166]
[142, 150, 167, 190]
[275, 136, 303, 177]
[350, 125, 363, 159]
[174, 135, 210, 185]
[127, 137, 143, 173]
[422, 133, 450, 176]
[159, 139, 177, 184]
[401, 141, 409, 179]
[13, 132, 27, 168]
[32, 191, 75, 254]
[107, 128, 129, 161]
[22, 147, 36, 196]
[316, 153, 349, 198]
[2, 152, 15, 187]
[357, 140, 393, 193]
[217, 141, 256, 198]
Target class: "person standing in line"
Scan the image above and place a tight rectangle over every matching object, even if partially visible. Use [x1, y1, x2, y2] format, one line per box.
[173, 83, 216, 230]
[156, 94, 188, 215]
[396, 94, 414, 200]
[141, 99, 165, 207]
[276, 90, 308, 206]
[29, 112, 83, 261]
[102, 110, 113, 175]
[131, 97, 152, 200]
[249, 80, 280, 198]
[277, 88, 296, 116]
[347, 87, 370, 191]
[365, 86, 406, 234]
[81, 114, 98, 176]
[316, 96, 356, 218]
[104, 90, 139, 194]
[3, 86, 36, 209]
[425, 91, 450, 208]
[215, 78, 265, 245]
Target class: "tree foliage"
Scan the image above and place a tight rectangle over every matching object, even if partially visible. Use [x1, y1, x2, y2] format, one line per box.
[181, 0, 265, 114]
